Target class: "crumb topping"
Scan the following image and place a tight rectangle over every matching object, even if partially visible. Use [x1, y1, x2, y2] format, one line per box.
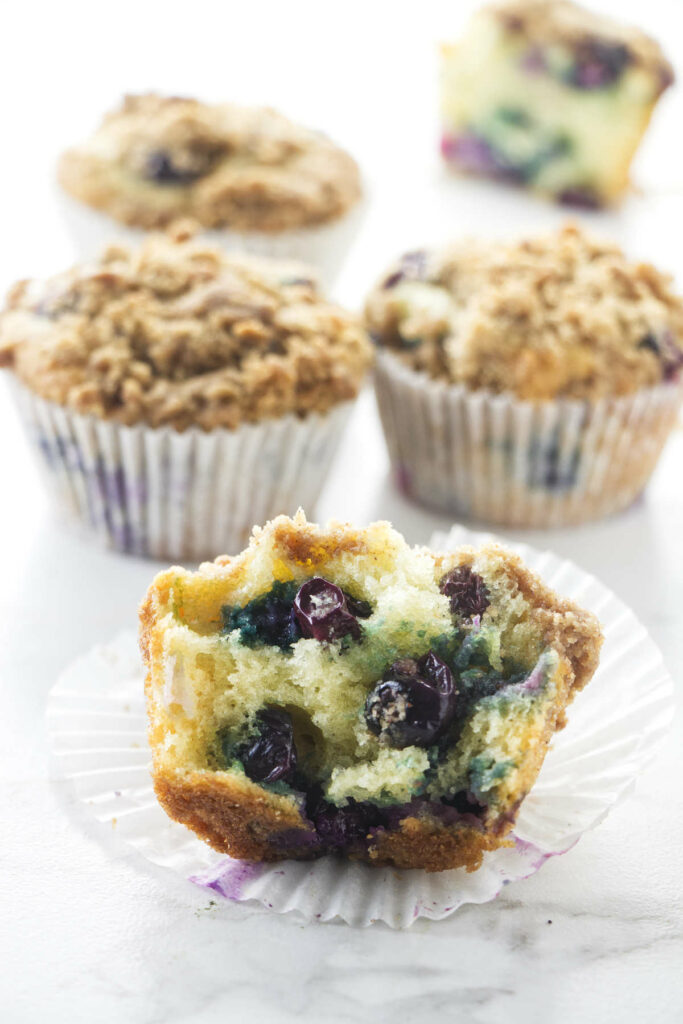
[0, 227, 372, 430]
[366, 224, 683, 400]
[58, 93, 362, 232]
[491, 0, 674, 89]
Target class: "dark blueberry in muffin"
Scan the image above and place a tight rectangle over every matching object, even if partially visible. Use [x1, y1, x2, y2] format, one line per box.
[638, 330, 683, 382]
[222, 581, 301, 650]
[441, 789, 486, 817]
[309, 795, 377, 851]
[440, 567, 490, 620]
[365, 652, 457, 748]
[294, 578, 363, 643]
[143, 149, 208, 185]
[238, 708, 298, 784]
[568, 40, 632, 90]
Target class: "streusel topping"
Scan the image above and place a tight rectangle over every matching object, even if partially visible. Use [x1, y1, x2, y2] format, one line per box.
[365, 224, 683, 400]
[58, 94, 362, 232]
[492, 0, 673, 89]
[0, 227, 372, 430]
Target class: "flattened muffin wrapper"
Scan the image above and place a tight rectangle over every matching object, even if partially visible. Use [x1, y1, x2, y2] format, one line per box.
[58, 192, 366, 289]
[8, 378, 352, 560]
[374, 350, 683, 528]
[46, 528, 673, 928]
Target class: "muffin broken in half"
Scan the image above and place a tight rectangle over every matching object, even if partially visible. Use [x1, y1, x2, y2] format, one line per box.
[140, 513, 602, 872]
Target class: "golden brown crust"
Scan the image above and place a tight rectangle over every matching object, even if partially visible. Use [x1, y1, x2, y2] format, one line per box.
[367, 814, 507, 872]
[153, 771, 311, 862]
[366, 224, 683, 401]
[58, 93, 362, 232]
[0, 228, 372, 430]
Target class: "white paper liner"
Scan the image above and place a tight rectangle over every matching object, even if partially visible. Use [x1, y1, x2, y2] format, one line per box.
[58, 192, 366, 287]
[46, 526, 674, 928]
[374, 350, 683, 527]
[9, 378, 352, 560]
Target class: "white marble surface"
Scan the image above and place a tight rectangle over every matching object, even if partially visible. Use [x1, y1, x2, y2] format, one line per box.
[1, 1, 683, 1020]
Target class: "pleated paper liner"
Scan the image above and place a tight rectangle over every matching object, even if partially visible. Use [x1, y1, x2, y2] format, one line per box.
[46, 526, 674, 928]
[374, 350, 683, 527]
[9, 378, 352, 560]
[58, 192, 366, 288]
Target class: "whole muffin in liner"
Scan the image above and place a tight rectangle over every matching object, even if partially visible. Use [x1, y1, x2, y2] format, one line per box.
[367, 225, 683, 528]
[0, 229, 372, 559]
[57, 94, 365, 285]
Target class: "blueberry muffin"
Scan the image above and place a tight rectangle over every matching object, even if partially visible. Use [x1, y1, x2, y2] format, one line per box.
[440, 0, 673, 206]
[58, 94, 363, 278]
[140, 512, 602, 872]
[367, 223, 683, 526]
[0, 227, 372, 557]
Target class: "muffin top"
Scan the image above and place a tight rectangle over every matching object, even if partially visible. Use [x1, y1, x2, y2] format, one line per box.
[365, 224, 683, 401]
[58, 93, 362, 232]
[0, 227, 372, 431]
[489, 0, 673, 90]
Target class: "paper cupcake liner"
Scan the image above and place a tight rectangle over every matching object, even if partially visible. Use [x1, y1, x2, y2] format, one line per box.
[9, 378, 352, 560]
[374, 350, 683, 527]
[57, 192, 365, 288]
[46, 526, 674, 928]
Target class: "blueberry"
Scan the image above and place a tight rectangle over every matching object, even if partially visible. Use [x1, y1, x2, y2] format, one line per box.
[238, 708, 297, 784]
[309, 796, 376, 851]
[143, 149, 205, 185]
[440, 567, 490, 620]
[222, 581, 301, 650]
[293, 578, 363, 643]
[568, 41, 631, 90]
[364, 652, 457, 748]
[638, 330, 683, 383]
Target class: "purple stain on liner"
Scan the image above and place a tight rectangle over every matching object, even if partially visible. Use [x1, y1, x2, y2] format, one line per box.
[190, 859, 265, 901]
[395, 463, 413, 496]
[512, 835, 579, 877]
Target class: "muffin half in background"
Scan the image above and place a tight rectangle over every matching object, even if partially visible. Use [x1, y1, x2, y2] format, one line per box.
[440, 0, 673, 207]
[366, 223, 683, 527]
[140, 512, 602, 871]
[0, 226, 372, 559]
[58, 94, 364, 282]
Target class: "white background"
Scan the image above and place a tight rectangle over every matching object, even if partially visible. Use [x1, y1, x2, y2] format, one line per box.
[1, 1, 682, 1021]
